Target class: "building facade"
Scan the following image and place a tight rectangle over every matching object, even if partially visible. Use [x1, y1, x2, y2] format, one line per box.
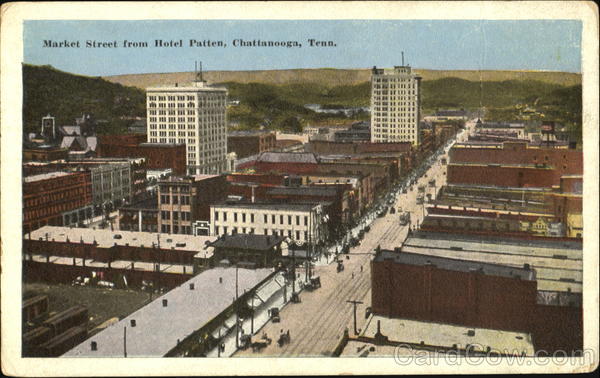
[370, 65, 422, 144]
[96, 134, 187, 175]
[146, 81, 228, 175]
[227, 130, 276, 159]
[117, 196, 159, 232]
[158, 175, 229, 235]
[23, 171, 93, 233]
[210, 202, 326, 244]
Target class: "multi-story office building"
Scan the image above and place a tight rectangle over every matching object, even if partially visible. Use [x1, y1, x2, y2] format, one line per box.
[210, 202, 326, 244]
[158, 175, 229, 235]
[146, 80, 228, 175]
[370, 65, 422, 145]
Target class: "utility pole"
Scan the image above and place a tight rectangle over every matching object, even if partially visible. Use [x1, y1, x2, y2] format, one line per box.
[235, 263, 239, 349]
[217, 327, 221, 357]
[346, 300, 364, 335]
[250, 294, 254, 334]
[123, 326, 127, 357]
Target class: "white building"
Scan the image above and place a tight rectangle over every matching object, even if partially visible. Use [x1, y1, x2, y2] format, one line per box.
[210, 202, 326, 244]
[370, 65, 422, 145]
[146, 80, 228, 175]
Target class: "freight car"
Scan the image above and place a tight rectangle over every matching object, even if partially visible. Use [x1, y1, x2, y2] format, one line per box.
[35, 325, 88, 357]
[42, 305, 88, 338]
[22, 295, 49, 324]
[22, 326, 52, 356]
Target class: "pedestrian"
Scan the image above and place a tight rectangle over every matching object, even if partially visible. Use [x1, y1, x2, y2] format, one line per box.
[360, 265, 363, 272]
[352, 272, 354, 279]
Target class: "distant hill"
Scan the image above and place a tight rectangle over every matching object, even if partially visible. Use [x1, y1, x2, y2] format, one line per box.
[22, 64, 146, 134]
[23, 64, 581, 140]
[103, 68, 581, 89]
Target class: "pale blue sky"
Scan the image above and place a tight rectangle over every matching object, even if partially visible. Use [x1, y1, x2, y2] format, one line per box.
[24, 20, 582, 76]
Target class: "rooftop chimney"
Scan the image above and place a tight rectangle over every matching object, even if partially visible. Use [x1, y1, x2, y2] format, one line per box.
[91, 341, 97, 351]
[130, 319, 136, 327]
[162, 299, 168, 307]
[219, 277, 223, 284]
[189, 283, 195, 290]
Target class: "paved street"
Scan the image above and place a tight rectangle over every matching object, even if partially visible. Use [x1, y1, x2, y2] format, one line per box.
[235, 122, 476, 357]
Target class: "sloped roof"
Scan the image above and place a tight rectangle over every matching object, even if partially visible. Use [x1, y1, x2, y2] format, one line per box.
[59, 126, 81, 136]
[60, 136, 97, 152]
[210, 234, 286, 251]
[257, 152, 317, 164]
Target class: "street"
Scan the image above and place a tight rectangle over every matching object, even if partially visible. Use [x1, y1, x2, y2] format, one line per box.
[234, 121, 476, 357]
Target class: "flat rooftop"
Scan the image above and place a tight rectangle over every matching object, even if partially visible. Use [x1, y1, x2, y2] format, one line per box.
[212, 202, 319, 212]
[376, 250, 536, 281]
[401, 232, 582, 293]
[357, 315, 535, 356]
[28, 226, 216, 252]
[23, 171, 72, 183]
[62, 267, 273, 357]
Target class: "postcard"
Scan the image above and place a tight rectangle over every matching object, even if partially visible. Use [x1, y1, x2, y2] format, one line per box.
[1, 1, 598, 376]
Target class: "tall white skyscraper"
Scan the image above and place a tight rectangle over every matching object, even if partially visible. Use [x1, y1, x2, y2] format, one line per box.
[146, 76, 228, 175]
[370, 65, 422, 145]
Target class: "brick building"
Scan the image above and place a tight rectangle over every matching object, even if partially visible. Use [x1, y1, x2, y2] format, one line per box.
[158, 175, 229, 235]
[371, 250, 538, 332]
[227, 130, 276, 159]
[96, 134, 186, 175]
[373, 245, 583, 353]
[23, 158, 147, 206]
[447, 163, 558, 188]
[449, 141, 582, 186]
[23, 146, 68, 162]
[23, 171, 93, 233]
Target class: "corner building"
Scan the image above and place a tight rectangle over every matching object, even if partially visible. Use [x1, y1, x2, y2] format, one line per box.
[370, 66, 421, 145]
[146, 81, 228, 175]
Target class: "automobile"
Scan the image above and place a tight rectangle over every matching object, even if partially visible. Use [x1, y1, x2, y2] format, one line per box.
[269, 307, 281, 323]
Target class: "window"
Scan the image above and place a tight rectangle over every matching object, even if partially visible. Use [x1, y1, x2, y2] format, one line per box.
[242, 213, 246, 223]
[264, 229, 268, 235]
[296, 231, 300, 240]
[215, 211, 219, 221]
[272, 215, 276, 224]
[264, 214, 268, 223]
[280, 215, 284, 224]
[223, 212, 227, 222]
[250, 214, 255, 223]
[288, 215, 292, 225]
[234, 213, 238, 222]
[296, 216, 300, 226]
[304, 216, 308, 226]
[172, 196, 178, 205]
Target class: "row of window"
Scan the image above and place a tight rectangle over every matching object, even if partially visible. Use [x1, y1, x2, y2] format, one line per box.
[160, 194, 191, 205]
[160, 211, 191, 221]
[161, 224, 192, 234]
[215, 226, 308, 241]
[214, 211, 309, 226]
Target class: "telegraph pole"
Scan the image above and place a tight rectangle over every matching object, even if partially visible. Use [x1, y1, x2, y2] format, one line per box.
[123, 326, 127, 357]
[235, 263, 239, 349]
[346, 300, 364, 335]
